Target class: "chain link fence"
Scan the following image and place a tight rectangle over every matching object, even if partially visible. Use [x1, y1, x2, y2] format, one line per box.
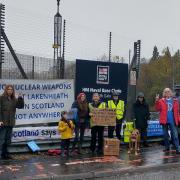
[2, 51, 75, 79]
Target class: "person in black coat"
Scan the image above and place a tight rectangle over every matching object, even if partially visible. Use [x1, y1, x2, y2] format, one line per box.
[133, 92, 150, 147]
[0, 84, 24, 159]
[71, 93, 89, 154]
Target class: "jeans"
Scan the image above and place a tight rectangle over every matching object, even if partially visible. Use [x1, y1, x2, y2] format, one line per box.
[108, 120, 122, 140]
[162, 123, 180, 151]
[90, 126, 104, 152]
[0, 126, 13, 156]
[72, 122, 86, 150]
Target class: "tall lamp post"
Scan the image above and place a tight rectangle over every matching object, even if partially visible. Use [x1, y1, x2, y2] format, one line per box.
[53, 0, 62, 79]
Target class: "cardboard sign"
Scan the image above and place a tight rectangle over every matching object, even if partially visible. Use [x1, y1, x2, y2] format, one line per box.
[104, 138, 120, 156]
[91, 108, 116, 126]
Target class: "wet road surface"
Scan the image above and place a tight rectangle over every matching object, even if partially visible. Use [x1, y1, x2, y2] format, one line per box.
[0, 144, 180, 179]
[94, 165, 180, 180]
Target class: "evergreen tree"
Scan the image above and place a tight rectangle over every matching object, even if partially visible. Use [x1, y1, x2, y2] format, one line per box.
[151, 46, 159, 61]
[174, 49, 180, 58]
[164, 47, 171, 58]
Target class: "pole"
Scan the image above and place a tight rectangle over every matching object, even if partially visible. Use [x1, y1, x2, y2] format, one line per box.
[129, 49, 131, 69]
[172, 56, 175, 91]
[171, 47, 175, 91]
[60, 19, 66, 79]
[32, 56, 35, 79]
[57, 0, 60, 13]
[1, 28, 28, 79]
[0, 4, 5, 79]
[109, 32, 112, 62]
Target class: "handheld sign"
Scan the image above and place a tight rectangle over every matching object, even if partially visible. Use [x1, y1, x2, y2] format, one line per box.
[91, 108, 116, 126]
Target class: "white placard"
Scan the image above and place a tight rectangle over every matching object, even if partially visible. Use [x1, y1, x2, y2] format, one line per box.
[12, 126, 92, 142]
[130, 70, 136, 85]
[12, 126, 60, 142]
[0, 79, 74, 125]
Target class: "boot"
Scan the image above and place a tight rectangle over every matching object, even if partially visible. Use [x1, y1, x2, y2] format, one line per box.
[66, 149, 70, 157]
[71, 144, 77, 155]
[1, 144, 12, 159]
[143, 141, 150, 147]
[77, 144, 82, 154]
[60, 150, 66, 157]
[1, 154, 13, 160]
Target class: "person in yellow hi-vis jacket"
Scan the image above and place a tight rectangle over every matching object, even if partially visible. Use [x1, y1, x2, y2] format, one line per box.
[108, 91, 125, 140]
[58, 111, 74, 157]
[89, 93, 106, 155]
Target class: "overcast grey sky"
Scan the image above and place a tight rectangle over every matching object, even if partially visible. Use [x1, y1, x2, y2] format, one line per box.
[1, 0, 180, 62]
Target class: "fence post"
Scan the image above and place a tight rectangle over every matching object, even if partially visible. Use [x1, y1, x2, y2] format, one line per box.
[32, 56, 35, 79]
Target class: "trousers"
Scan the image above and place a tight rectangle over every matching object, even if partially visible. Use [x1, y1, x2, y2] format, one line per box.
[0, 126, 13, 156]
[108, 120, 122, 140]
[90, 126, 104, 152]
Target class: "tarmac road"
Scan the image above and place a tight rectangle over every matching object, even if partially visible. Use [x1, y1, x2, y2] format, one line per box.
[95, 166, 180, 180]
[1, 144, 180, 180]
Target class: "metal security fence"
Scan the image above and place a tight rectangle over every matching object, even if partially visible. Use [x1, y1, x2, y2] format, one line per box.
[2, 51, 75, 79]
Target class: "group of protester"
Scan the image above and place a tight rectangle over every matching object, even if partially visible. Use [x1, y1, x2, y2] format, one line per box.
[58, 92, 150, 156]
[58, 92, 121, 157]
[58, 87, 180, 157]
[0, 84, 180, 159]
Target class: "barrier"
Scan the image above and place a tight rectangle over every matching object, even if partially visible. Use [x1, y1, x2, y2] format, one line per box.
[147, 120, 163, 137]
[0, 79, 74, 125]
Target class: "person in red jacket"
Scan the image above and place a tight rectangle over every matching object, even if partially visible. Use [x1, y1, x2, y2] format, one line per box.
[155, 88, 180, 154]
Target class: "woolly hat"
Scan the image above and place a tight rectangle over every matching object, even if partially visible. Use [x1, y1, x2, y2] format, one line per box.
[137, 92, 144, 98]
[112, 91, 120, 96]
[77, 92, 86, 100]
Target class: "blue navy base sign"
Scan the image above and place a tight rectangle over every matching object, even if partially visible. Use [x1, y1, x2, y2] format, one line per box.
[75, 59, 128, 103]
